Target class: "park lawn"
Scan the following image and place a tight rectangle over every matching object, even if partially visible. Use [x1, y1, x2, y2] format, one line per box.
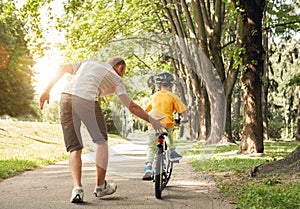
[0, 119, 68, 179]
[0, 119, 127, 179]
[183, 140, 300, 209]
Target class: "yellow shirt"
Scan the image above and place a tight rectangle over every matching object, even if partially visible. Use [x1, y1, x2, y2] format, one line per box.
[146, 90, 187, 129]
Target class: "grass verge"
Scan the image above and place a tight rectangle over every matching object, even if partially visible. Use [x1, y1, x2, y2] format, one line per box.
[183, 140, 300, 209]
[0, 119, 127, 180]
[0, 120, 68, 179]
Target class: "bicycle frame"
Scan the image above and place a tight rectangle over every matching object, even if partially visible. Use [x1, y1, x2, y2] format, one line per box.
[153, 132, 173, 199]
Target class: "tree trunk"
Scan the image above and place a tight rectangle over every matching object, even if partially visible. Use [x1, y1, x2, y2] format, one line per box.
[252, 146, 300, 176]
[296, 90, 300, 141]
[224, 96, 233, 141]
[199, 85, 207, 141]
[238, 0, 265, 154]
[224, 58, 239, 143]
[162, 0, 231, 144]
[233, 88, 242, 141]
[262, 24, 269, 141]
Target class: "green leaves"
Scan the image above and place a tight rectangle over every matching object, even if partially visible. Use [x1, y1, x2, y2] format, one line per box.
[0, 1, 37, 117]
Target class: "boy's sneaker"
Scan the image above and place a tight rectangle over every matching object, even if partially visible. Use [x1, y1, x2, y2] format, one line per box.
[170, 151, 182, 162]
[93, 181, 117, 197]
[142, 165, 153, 181]
[70, 186, 84, 203]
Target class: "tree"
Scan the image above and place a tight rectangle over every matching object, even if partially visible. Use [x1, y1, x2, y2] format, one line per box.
[263, 0, 300, 140]
[287, 74, 300, 141]
[297, 90, 300, 141]
[252, 145, 300, 175]
[0, 2, 37, 118]
[237, 0, 265, 154]
[17, 0, 299, 149]
[156, 0, 229, 143]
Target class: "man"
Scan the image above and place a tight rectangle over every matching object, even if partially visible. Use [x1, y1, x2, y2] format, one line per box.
[142, 72, 188, 180]
[40, 57, 163, 203]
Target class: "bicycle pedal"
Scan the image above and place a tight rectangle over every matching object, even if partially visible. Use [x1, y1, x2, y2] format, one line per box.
[172, 160, 179, 163]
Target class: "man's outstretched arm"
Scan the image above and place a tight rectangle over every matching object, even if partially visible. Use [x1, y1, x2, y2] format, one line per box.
[39, 64, 73, 110]
[118, 94, 164, 133]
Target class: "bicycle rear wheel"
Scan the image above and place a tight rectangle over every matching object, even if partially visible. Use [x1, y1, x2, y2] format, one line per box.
[154, 146, 163, 199]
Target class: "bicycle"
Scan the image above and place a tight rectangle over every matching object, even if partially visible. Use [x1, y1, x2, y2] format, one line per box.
[152, 132, 179, 199]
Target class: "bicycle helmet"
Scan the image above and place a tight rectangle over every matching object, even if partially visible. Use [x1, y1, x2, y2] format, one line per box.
[154, 72, 174, 86]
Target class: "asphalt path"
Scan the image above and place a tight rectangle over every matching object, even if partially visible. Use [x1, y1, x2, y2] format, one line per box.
[0, 136, 234, 209]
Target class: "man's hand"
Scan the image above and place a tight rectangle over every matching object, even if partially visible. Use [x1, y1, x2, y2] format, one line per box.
[40, 92, 50, 110]
[149, 117, 164, 134]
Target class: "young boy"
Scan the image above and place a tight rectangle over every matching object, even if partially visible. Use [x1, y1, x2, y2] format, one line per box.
[143, 72, 188, 180]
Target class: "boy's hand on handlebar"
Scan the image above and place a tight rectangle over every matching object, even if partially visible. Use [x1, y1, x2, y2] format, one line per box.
[181, 119, 188, 123]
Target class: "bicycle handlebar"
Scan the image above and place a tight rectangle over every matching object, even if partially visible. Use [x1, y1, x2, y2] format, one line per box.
[175, 118, 188, 126]
[155, 132, 168, 137]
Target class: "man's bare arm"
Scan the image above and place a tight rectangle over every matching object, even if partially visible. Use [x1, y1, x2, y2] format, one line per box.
[39, 64, 73, 109]
[118, 94, 164, 133]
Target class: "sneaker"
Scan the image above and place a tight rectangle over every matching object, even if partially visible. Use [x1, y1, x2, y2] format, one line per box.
[170, 151, 182, 162]
[142, 165, 153, 181]
[70, 186, 84, 203]
[93, 181, 117, 197]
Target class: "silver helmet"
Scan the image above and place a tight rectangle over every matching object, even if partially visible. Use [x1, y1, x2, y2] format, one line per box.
[154, 72, 174, 86]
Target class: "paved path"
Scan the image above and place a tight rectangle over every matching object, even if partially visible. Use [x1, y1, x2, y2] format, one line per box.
[0, 137, 234, 209]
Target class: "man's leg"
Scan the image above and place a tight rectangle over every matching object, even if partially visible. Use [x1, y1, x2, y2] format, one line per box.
[69, 149, 82, 187]
[95, 141, 108, 186]
[93, 141, 117, 197]
[69, 149, 84, 203]
[60, 94, 84, 202]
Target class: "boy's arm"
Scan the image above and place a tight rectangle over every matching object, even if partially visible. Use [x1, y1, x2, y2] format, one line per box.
[180, 110, 188, 122]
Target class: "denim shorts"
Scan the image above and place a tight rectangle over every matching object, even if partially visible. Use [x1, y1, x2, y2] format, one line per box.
[60, 93, 107, 152]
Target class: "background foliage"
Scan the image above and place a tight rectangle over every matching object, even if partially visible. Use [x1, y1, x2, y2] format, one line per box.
[0, 2, 38, 118]
[0, 0, 299, 142]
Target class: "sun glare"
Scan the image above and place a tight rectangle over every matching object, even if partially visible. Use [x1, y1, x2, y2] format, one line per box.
[33, 54, 67, 103]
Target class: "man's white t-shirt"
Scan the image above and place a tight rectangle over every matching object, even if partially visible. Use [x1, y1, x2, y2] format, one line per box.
[63, 60, 127, 101]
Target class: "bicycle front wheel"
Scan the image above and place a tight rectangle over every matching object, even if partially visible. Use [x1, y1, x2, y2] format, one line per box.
[163, 158, 173, 187]
[155, 147, 163, 199]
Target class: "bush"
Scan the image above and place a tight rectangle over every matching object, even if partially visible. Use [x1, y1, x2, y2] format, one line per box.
[101, 103, 118, 134]
[232, 119, 243, 141]
[268, 120, 285, 139]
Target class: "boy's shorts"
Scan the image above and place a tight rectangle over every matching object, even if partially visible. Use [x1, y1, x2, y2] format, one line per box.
[60, 93, 108, 152]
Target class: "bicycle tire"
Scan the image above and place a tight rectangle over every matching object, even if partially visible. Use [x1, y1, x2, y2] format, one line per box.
[163, 160, 173, 187]
[155, 146, 163, 199]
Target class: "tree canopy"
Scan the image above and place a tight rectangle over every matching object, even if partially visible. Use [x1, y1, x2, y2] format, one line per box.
[0, 0, 299, 151]
[0, 2, 37, 117]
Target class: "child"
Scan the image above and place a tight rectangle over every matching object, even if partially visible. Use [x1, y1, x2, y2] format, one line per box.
[143, 72, 188, 180]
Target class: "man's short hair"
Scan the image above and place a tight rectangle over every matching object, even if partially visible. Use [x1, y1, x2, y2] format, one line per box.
[107, 56, 126, 67]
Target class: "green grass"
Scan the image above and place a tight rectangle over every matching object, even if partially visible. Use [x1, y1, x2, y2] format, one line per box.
[0, 119, 69, 179]
[183, 140, 300, 209]
[230, 181, 299, 209]
[190, 158, 268, 174]
[0, 159, 38, 179]
[0, 157, 67, 179]
[0, 120, 127, 180]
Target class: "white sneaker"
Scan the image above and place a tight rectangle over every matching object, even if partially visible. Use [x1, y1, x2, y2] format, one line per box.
[70, 186, 84, 203]
[93, 181, 117, 197]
